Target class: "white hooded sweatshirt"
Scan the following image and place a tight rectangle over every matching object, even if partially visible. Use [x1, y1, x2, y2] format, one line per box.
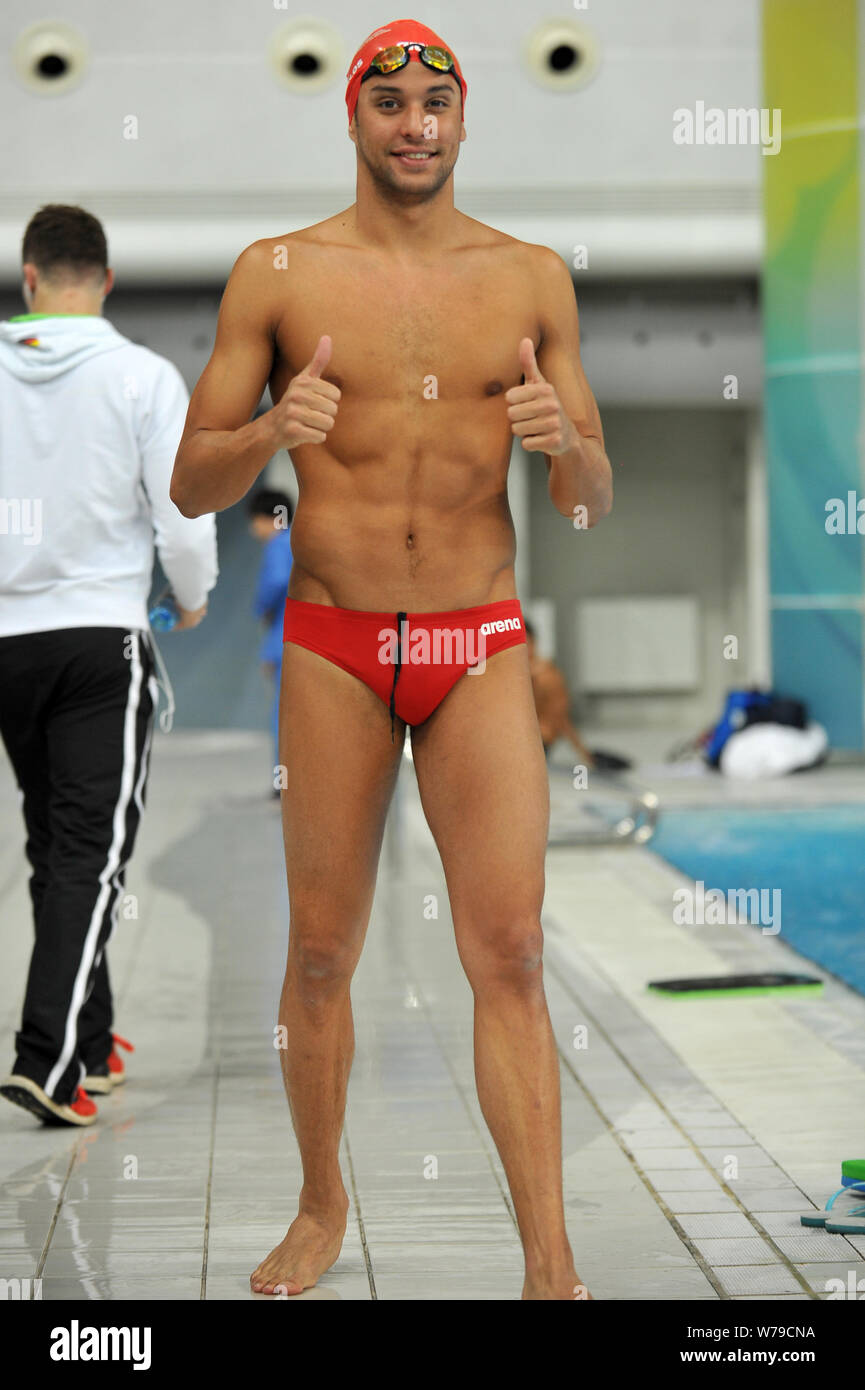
[0, 313, 217, 637]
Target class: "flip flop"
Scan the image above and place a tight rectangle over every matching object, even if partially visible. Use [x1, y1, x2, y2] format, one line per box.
[825, 1206, 865, 1235]
[800, 1181, 865, 1228]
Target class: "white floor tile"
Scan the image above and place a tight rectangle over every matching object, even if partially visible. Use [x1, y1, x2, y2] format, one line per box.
[657, 1191, 739, 1214]
[690, 1236, 780, 1265]
[714, 1266, 805, 1295]
[2, 733, 862, 1304]
[678, 1212, 759, 1238]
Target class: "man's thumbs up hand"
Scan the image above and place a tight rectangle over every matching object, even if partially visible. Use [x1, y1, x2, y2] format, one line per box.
[506, 337, 577, 456]
[271, 334, 341, 449]
[304, 334, 332, 380]
[519, 336, 544, 384]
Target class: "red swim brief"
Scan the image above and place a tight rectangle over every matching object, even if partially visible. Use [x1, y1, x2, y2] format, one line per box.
[282, 597, 526, 740]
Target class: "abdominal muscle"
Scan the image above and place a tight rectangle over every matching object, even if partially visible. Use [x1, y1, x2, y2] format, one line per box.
[284, 442, 518, 614]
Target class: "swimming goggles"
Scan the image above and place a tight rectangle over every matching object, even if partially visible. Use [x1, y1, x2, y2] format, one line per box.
[360, 43, 457, 83]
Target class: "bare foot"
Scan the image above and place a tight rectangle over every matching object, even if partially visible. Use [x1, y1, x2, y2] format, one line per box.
[250, 1198, 349, 1296]
[522, 1267, 593, 1300]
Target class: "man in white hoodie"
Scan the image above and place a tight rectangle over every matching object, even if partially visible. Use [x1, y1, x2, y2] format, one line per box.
[0, 204, 218, 1126]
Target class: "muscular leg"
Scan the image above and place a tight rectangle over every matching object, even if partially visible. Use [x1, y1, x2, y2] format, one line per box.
[411, 644, 587, 1300]
[250, 643, 404, 1294]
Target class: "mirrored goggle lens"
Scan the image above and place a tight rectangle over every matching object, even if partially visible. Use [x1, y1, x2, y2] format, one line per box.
[371, 45, 410, 74]
[421, 45, 454, 72]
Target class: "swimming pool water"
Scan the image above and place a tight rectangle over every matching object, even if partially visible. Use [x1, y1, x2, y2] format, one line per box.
[648, 804, 865, 997]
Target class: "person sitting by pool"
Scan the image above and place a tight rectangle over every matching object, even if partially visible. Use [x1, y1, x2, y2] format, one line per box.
[525, 619, 632, 773]
[524, 619, 595, 767]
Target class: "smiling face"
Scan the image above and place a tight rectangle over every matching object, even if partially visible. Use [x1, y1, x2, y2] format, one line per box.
[349, 59, 466, 201]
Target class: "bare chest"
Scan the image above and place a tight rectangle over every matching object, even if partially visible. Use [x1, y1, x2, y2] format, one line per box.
[271, 257, 538, 406]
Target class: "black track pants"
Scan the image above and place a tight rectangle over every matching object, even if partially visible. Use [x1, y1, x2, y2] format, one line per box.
[0, 627, 157, 1103]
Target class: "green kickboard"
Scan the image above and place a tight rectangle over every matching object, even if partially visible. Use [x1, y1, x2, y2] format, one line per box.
[648, 972, 823, 1000]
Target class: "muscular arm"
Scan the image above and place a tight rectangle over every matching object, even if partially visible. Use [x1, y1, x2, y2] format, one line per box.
[532, 247, 613, 525]
[170, 243, 280, 518]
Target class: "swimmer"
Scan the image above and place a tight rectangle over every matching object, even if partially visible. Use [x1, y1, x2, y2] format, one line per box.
[524, 619, 596, 767]
[171, 18, 612, 1301]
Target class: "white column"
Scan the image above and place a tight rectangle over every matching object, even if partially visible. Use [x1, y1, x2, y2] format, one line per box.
[745, 407, 771, 685]
[507, 442, 530, 599]
[263, 451, 299, 508]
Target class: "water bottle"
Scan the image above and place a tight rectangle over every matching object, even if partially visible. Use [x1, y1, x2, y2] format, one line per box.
[149, 588, 179, 632]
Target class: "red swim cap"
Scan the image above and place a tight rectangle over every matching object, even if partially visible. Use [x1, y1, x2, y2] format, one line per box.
[345, 19, 466, 125]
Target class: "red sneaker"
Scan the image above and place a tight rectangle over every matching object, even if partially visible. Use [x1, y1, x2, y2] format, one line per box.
[69, 1086, 98, 1120]
[84, 1034, 134, 1095]
[0, 1076, 98, 1126]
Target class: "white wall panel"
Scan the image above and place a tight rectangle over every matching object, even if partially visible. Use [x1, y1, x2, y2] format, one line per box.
[0, 0, 764, 281]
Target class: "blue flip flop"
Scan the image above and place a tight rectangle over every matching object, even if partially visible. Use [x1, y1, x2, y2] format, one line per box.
[825, 1204, 865, 1235]
[800, 1181, 865, 1228]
